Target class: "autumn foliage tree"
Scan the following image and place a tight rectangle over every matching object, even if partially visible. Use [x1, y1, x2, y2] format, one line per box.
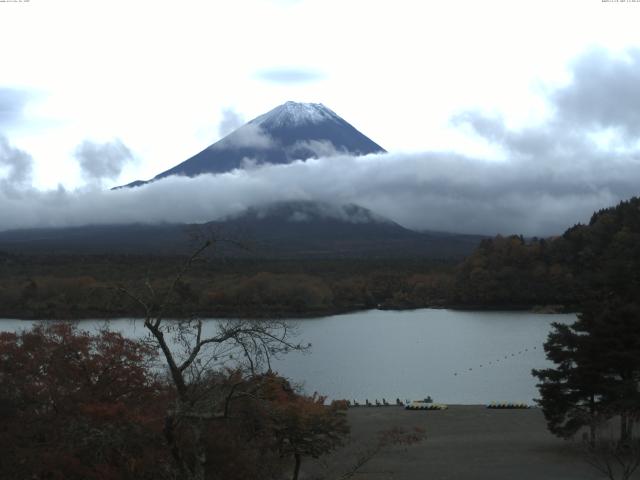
[0, 323, 167, 480]
[259, 374, 349, 480]
[0, 323, 352, 480]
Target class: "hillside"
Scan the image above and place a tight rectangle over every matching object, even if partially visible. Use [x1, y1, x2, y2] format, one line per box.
[0, 201, 484, 259]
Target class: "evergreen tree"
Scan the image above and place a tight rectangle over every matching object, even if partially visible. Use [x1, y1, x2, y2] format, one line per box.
[533, 321, 605, 444]
[578, 301, 640, 444]
[534, 300, 640, 444]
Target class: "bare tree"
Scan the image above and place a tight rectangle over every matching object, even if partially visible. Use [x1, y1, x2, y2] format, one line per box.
[118, 239, 307, 480]
[583, 435, 640, 480]
[337, 427, 425, 480]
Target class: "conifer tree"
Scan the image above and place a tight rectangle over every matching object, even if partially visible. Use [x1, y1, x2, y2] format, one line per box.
[534, 300, 640, 445]
[533, 321, 605, 444]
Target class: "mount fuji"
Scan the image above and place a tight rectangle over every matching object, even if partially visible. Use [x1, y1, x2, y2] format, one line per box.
[120, 101, 385, 187]
[0, 102, 486, 258]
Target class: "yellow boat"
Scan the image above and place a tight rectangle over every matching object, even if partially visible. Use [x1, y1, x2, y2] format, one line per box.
[406, 401, 448, 410]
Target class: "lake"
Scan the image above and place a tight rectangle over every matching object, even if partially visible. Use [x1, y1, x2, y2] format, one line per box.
[0, 309, 575, 405]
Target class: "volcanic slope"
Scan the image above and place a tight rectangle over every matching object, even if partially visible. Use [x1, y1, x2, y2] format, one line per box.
[119, 101, 385, 187]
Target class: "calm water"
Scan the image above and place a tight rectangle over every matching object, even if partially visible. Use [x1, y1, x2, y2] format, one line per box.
[0, 309, 575, 404]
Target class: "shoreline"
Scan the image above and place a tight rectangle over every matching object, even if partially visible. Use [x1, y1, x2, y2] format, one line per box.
[1, 303, 576, 321]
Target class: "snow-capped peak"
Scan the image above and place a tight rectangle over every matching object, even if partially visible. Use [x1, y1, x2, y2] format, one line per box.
[250, 101, 340, 128]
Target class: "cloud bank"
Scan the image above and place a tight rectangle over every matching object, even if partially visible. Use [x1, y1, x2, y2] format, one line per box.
[1, 49, 640, 237]
[0, 147, 637, 236]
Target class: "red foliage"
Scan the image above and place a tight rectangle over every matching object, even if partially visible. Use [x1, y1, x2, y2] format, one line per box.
[193, 371, 349, 480]
[0, 327, 351, 480]
[255, 373, 350, 477]
[0, 323, 168, 480]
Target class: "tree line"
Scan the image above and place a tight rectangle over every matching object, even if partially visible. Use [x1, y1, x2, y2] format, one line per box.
[0, 255, 455, 319]
[452, 197, 640, 309]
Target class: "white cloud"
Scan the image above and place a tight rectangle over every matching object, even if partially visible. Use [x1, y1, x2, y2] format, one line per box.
[214, 124, 277, 150]
[286, 140, 343, 158]
[75, 139, 134, 183]
[218, 108, 245, 137]
[254, 67, 325, 84]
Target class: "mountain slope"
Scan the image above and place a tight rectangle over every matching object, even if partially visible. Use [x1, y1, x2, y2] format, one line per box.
[0, 201, 483, 259]
[207, 201, 484, 258]
[119, 102, 385, 187]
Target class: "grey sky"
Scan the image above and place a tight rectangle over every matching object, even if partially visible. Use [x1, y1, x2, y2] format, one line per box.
[553, 49, 640, 140]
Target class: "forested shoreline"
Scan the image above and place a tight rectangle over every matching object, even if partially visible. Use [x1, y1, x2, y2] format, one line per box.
[1, 197, 639, 320]
[0, 255, 457, 319]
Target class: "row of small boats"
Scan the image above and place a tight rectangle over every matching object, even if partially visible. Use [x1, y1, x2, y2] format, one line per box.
[346, 398, 531, 410]
[406, 401, 448, 410]
[486, 402, 531, 409]
[406, 401, 532, 410]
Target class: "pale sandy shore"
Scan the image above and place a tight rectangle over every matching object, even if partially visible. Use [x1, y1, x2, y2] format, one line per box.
[302, 405, 609, 480]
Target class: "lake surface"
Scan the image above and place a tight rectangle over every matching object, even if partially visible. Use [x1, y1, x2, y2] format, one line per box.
[0, 309, 575, 405]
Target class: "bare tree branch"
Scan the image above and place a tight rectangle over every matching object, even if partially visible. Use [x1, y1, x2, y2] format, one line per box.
[115, 235, 307, 480]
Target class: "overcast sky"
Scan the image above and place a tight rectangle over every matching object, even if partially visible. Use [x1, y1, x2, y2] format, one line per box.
[1, 0, 640, 235]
